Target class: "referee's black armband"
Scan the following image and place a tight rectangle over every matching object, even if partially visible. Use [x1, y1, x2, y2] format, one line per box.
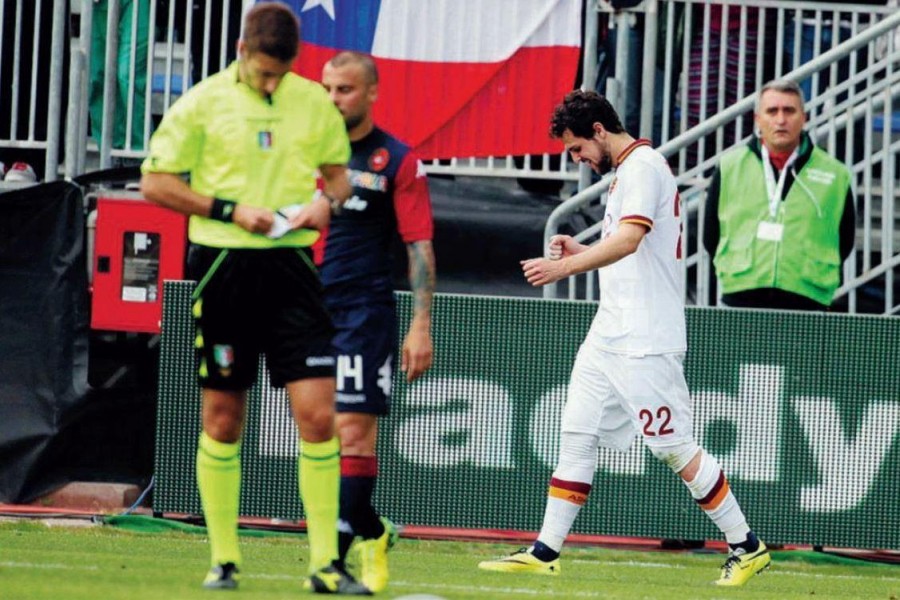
[209, 198, 237, 222]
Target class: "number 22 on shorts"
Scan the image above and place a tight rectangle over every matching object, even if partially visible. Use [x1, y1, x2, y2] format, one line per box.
[640, 406, 675, 437]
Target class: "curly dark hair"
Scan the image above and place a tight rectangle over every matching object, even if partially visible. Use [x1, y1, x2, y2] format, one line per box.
[549, 90, 625, 139]
[242, 2, 299, 63]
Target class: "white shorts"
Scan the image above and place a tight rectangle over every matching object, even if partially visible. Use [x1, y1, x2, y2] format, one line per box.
[560, 345, 694, 452]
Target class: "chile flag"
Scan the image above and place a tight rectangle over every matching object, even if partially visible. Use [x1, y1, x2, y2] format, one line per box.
[275, 0, 581, 160]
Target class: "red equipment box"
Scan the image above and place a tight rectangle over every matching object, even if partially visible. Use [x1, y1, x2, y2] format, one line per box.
[91, 196, 187, 333]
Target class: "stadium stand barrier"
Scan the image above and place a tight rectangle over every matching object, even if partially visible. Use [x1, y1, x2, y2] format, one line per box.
[155, 283, 900, 551]
[15, 0, 885, 313]
[0, 0, 66, 184]
[545, 2, 900, 316]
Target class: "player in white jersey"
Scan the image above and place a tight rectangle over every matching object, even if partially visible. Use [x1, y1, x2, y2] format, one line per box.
[587, 136, 685, 356]
[478, 91, 770, 587]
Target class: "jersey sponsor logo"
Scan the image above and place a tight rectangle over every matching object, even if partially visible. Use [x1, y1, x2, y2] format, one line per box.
[349, 169, 388, 192]
[258, 131, 273, 150]
[369, 147, 390, 172]
[306, 355, 336, 367]
[342, 195, 369, 211]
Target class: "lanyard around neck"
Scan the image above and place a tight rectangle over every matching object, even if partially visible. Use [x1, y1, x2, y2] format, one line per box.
[760, 143, 799, 219]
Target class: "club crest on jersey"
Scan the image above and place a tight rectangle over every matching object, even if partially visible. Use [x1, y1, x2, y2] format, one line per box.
[369, 147, 389, 172]
[602, 213, 614, 238]
[258, 131, 273, 150]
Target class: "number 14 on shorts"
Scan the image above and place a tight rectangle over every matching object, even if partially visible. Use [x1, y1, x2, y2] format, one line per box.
[336, 354, 392, 397]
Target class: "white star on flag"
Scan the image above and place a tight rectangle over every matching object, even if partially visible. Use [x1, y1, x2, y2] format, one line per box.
[301, 0, 336, 20]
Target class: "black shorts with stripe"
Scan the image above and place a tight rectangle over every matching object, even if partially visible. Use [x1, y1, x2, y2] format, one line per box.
[187, 244, 335, 390]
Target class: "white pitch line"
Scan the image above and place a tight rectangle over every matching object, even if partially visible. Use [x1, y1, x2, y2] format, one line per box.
[0, 561, 98, 571]
[391, 580, 606, 597]
[245, 573, 299, 581]
[765, 570, 900, 583]
[569, 559, 686, 569]
[247, 574, 605, 597]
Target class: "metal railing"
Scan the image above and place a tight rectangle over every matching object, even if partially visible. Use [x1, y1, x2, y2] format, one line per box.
[63, 0, 247, 176]
[544, 2, 900, 316]
[0, 0, 66, 181]
[10, 0, 587, 182]
[59, 0, 591, 183]
[4, 1, 897, 313]
[54, 0, 596, 182]
[4, 1, 894, 187]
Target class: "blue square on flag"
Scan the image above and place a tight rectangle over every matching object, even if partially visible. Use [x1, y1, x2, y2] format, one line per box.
[258, 131, 273, 150]
[282, 0, 379, 52]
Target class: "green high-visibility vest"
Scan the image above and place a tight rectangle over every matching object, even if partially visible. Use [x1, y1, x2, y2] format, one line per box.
[713, 144, 851, 306]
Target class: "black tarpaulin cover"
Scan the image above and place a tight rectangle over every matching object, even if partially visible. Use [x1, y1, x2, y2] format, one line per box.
[0, 181, 89, 502]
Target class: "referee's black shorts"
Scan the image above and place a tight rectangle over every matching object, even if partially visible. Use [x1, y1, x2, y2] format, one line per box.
[186, 244, 336, 391]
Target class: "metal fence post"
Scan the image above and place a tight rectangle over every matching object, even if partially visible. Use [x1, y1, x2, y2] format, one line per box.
[579, 0, 600, 196]
[45, 0, 66, 181]
[100, 0, 120, 169]
[640, 0, 658, 142]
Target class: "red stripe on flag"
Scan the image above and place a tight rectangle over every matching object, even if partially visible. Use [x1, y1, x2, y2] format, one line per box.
[296, 44, 579, 159]
[294, 44, 340, 81]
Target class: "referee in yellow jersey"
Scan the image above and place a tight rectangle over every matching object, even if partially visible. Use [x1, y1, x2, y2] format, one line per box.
[140, 3, 370, 595]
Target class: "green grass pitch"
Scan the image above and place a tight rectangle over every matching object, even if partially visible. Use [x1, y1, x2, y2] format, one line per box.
[1, 520, 898, 599]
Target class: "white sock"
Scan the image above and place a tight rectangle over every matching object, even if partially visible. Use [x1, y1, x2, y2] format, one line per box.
[537, 478, 591, 550]
[684, 451, 750, 545]
[536, 432, 598, 551]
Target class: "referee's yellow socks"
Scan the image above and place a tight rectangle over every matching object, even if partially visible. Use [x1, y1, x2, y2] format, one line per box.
[299, 436, 341, 573]
[196, 431, 242, 568]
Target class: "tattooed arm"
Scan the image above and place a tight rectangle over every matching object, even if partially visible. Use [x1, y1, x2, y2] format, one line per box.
[402, 239, 436, 382]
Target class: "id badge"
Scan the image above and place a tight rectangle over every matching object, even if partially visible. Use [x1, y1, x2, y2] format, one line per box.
[757, 221, 784, 242]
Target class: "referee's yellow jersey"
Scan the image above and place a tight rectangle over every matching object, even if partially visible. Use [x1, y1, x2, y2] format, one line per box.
[141, 61, 350, 249]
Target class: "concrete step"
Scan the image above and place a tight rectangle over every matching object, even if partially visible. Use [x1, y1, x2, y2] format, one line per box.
[30, 482, 143, 513]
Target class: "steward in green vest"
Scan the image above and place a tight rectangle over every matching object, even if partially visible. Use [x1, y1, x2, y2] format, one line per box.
[703, 80, 855, 310]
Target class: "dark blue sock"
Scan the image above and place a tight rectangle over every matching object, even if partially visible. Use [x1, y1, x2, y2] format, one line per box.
[531, 541, 560, 562]
[339, 456, 383, 552]
[729, 531, 760, 553]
